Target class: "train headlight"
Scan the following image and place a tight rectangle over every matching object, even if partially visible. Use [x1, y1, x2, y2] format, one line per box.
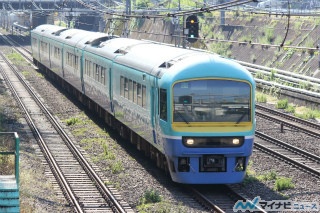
[182, 136, 244, 147]
[233, 138, 240, 145]
[186, 139, 194, 145]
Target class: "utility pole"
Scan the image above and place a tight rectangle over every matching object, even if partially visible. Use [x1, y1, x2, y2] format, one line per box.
[123, 0, 131, 38]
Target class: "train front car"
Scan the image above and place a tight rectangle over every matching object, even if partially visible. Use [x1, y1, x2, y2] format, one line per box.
[159, 53, 255, 184]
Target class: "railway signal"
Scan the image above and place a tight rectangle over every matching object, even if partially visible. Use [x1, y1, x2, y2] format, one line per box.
[186, 15, 199, 43]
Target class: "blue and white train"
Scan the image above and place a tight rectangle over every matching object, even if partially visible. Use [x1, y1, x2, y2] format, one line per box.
[31, 24, 256, 184]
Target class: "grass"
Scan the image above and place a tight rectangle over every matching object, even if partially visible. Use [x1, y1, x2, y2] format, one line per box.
[276, 99, 288, 109]
[256, 93, 267, 103]
[140, 189, 162, 204]
[274, 177, 294, 191]
[21, 71, 31, 77]
[0, 155, 15, 175]
[257, 92, 320, 120]
[65, 117, 81, 126]
[110, 161, 123, 174]
[257, 170, 277, 181]
[245, 167, 295, 192]
[72, 127, 88, 136]
[285, 104, 295, 113]
[7, 52, 25, 62]
[137, 201, 187, 213]
[137, 189, 172, 212]
[294, 107, 320, 120]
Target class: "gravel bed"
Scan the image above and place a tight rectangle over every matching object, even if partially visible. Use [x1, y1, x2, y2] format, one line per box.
[1, 34, 319, 212]
[238, 103, 320, 204]
[256, 115, 320, 156]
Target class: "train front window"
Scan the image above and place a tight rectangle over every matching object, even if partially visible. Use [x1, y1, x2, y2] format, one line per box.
[173, 79, 251, 123]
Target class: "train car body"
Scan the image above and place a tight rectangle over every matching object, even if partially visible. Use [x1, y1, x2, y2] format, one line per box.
[31, 24, 256, 184]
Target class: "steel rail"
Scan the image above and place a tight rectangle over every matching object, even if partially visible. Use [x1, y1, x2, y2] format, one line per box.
[0, 52, 84, 212]
[1, 33, 128, 213]
[255, 131, 320, 178]
[256, 104, 320, 138]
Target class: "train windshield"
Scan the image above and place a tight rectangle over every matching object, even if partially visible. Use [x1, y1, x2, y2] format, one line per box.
[173, 79, 251, 123]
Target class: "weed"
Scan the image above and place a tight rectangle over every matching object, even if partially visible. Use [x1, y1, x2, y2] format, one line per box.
[72, 127, 87, 136]
[255, 72, 264, 79]
[256, 93, 267, 103]
[285, 104, 295, 113]
[111, 161, 123, 174]
[65, 117, 81, 126]
[22, 71, 30, 77]
[257, 171, 277, 181]
[7, 52, 24, 62]
[140, 189, 162, 204]
[274, 177, 294, 191]
[295, 109, 318, 120]
[276, 99, 288, 109]
[102, 143, 115, 160]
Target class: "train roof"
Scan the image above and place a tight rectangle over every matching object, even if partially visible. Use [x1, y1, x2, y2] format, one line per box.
[32, 25, 252, 80]
[103, 39, 202, 77]
[31, 24, 67, 37]
[32, 25, 115, 47]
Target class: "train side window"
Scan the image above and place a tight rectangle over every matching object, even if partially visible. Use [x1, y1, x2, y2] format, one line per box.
[67, 52, 72, 66]
[128, 80, 133, 101]
[124, 78, 129, 99]
[133, 81, 137, 103]
[159, 89, 167, 121]
[75, 55, 79, 70]
[137, 83, 142, 106]
[142, 85, 146, 108]
[54, 47, 59, 59]
[101, 67, 106, 85]
[89, 61, 92, 77]
[120, 76, 124, 97]
[95, 64, 100, 82]
[84, 59, 88, 75]
[41, 41, 48, 53]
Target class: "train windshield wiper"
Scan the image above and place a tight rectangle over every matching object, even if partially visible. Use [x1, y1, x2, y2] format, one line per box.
[236, 108, 250, 124]
[175, 111, 189, 124]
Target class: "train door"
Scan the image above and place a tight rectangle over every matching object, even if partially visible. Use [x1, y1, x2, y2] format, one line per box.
[151, 77, 162, 147]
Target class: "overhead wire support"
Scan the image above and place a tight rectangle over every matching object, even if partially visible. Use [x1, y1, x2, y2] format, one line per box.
[72, 0, 256, 19]
[280, 0, 290, 48]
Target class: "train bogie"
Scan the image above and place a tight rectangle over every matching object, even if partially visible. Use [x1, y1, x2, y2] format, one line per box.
[31, 25, 256, 184]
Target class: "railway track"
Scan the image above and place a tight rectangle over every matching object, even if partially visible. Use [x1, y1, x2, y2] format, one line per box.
[0, 33, 34, 63]
[0, 45, 133, 212]
[256, 104, 320, 138]
[1, 30, 265, 213]
[255, 104, 320, 178]
[189, 185, 267, 213]
[3, 32, 320, 212]
[255, 131, 320, 178]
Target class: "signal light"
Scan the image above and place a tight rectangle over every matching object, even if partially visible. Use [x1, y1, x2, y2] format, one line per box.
[186, 15, 199, 43]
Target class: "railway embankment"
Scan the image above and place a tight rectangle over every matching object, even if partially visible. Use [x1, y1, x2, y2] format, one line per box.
[124, 11, 320, 78]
